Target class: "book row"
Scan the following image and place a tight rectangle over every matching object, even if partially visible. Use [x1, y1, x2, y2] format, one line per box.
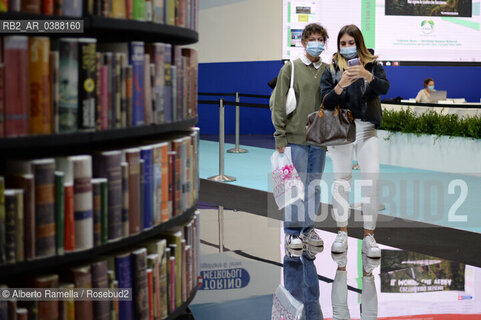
[0, 212, 200, 320]
[0, 128, 199, 264]
[0, 0, 198, 31]
[0, 36, 198, 137]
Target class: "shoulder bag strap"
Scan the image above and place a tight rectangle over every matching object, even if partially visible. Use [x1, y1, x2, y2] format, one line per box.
[290, 60, 294, 89]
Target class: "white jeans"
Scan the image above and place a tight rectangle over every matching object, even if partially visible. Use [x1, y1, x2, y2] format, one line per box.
[327, 119, 379, 230]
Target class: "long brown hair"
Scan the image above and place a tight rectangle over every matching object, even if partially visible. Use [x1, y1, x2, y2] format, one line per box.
[331, 24, 377, 72]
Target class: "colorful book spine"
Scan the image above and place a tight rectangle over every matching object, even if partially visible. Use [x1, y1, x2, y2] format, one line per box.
[55, 171, 65, 255]
[113, 53, 121, 128]
[125, 0, 132, 18]
[3, 36, 29, 137]
[159, 241, 168, 319]
[145, 0, 152, 21]
[4, 190, 18, 264]
[152, 0, 163, 23]
[56, 157, 76, 252]
[54, 0, 62, 14]
[100, 179, 108, 244]
[180, 239, 186, 302]
[16, 308, 28, 320]
[191, 128, 199, 201]
[119, 54, 127, 128]
[151, 144, 162, 225]
[163, 44, 172, 123]
[115, 252, 134, 320]
[0, 178, 5, 265]
[148, 43, 164, 124]
[71, 155, 93, 250]
[78, 38, 97, 131]
[150, 64, 155, 125]
[132, 0, 146, 21]
[166, 232, 181, 307]
[140, 146, 153, 229]
[102, 53, 113, 129]
[146, 254, 160, 320]
[100, 64, 109, 130]
[29, 37, 52, 135]
[92, 260, 110, 320]
[42, 0, 54, 14]
[171, 66, 177, 122]
[143, 54, 152, 125]
[139, 159, 144, 229]
[32, 159, 56, 258]
[94, 151, 122, 240]
[59, 283, 75, 320]
[59, 38, 79, 133]
[0, 0, 7, 11]
[63, 0, 83, 16]
[111, 0, 126, 18]
[168, 254, 175, 313]
[92, 178, 102, 247]
[146, 268, 153, 320]
[159, 143, 170, 222]
[50, 51, 60, 134]
[165, 0, 175, 25]
[70, 266, 93, 320]
[125, 148, 141, 234]
[132, 248, 149, 320]
[121, 162, 130, 237]
[107, 271, 117, 320]
[8, 0, 20, 11]
[168, 151, 175, 217]
[126, 65, 133, 127]
[34, 274, 59, 320]
[172, 140, 183, 216]
[21, 0, 41, 13]
[185, 245, 192, 296]
[129, 42, 145, 126]
[95, 52, 102, 130]
[12, 174, 35, 261]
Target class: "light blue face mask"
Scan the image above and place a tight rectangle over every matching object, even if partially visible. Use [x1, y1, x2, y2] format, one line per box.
[306, 41, 325, 57]
[428, 85, 435, 91]
[340, 46, 357, 59]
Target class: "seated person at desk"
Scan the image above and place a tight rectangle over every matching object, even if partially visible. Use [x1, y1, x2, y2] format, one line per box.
[415, 78, 435, 103]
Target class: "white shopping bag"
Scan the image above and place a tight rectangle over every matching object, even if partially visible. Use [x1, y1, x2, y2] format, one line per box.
[271, 284, 304, 320]
[271, 147, 304, 210]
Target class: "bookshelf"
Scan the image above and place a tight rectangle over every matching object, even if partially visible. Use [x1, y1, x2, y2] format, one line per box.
[0, 202, 198, 280]
[0, 3, 200, 319]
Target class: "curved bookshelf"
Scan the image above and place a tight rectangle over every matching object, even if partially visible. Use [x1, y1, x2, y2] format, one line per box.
[0, 13, 198, 44]
[0, 201, 198, 280]
[0, 117, 197, 157]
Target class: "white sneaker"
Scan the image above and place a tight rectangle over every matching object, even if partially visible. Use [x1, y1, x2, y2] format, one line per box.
[331, 251, 347, 268]
[362, 234, 381, 258]
[284, 234, 303, 258]
[300, 229, 324, 254]
[331, 231, 348, 253]
[362, 251, 380, 275]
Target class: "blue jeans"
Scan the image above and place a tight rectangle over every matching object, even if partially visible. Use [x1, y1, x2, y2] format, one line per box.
[283, 144, 326, 320]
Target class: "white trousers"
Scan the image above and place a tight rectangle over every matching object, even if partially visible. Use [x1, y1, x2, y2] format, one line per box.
[327, 119, 379, 230]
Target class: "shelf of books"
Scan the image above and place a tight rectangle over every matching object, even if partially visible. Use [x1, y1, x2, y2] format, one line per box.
[0, 0, 201, 319]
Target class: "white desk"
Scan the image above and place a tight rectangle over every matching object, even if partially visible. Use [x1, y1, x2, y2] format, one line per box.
[382, 100, 481, 118]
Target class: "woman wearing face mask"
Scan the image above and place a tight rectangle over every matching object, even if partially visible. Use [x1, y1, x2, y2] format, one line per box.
[271, 23, 328, 320]
[320, 24, 390, 320]
[415, 78, 435, 103]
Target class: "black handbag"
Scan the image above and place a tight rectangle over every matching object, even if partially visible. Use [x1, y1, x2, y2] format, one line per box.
[305, 98, 356, 147]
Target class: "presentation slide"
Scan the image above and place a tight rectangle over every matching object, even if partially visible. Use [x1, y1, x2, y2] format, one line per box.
[282, 0, 481, 63]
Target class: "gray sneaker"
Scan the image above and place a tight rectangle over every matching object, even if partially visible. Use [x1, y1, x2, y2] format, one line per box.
[284, 234, 303, 258]
[299, 229, 324, 254]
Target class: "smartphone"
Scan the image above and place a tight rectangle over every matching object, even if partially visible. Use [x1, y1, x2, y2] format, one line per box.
[348, 58, 360, 66]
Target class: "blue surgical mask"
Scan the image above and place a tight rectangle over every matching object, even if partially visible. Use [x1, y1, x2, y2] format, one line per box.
[306, 41, 325, 57]
[340, 46, 357, 59]
[428, 85, 435, 91]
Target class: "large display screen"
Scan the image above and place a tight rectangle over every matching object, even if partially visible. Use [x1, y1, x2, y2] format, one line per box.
[282, 0, 481, 63]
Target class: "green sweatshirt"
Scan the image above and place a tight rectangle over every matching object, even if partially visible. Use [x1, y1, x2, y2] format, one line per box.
[271, 58, 328, 148]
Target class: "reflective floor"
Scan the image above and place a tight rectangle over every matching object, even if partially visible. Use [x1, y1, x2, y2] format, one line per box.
[191, 136, 481, 319]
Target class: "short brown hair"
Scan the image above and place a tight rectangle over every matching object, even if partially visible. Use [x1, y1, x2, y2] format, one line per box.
[301, 23, 329, 43]
[424, 78, 434, 87]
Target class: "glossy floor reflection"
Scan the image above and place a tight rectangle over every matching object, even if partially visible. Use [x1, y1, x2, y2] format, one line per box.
[190, 208, 481, 320]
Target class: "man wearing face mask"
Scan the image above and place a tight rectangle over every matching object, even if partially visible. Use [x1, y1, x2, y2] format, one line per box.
[271, 23, 329, 320]
[415, 78, 435, 103]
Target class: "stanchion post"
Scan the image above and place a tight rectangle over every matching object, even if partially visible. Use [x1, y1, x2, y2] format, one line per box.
[208, 98, 236, 182]
[228, 91, 248, 154]
[218, 206, 224, 253]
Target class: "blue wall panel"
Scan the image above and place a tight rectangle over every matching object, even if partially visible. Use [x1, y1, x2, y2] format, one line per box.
[198, 61, 481, 135]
